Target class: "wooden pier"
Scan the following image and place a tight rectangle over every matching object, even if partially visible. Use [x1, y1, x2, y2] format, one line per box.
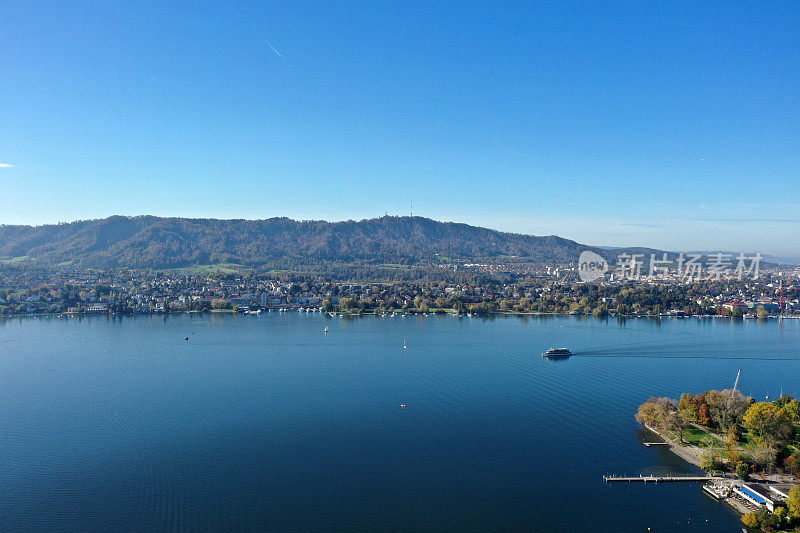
[603, 474, 722, 483]
[642, 442, 670, 447]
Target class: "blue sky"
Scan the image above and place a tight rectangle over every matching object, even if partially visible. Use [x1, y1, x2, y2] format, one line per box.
[2, 1, 798, 254]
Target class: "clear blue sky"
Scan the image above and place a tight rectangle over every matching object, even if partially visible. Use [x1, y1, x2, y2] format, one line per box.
[2, 1, 798, 255]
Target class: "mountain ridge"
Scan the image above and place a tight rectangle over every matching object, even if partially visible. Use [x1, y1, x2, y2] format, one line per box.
[0, 215, 641, 270]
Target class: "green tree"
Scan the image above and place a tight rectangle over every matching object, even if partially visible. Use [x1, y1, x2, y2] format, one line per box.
[742, 402, 795, 446]
[340, 297, 356, 312]
[735, 461, 750, 481]
[700, 450, 724, 472]
[211, 298, 230, 309]
[774, 505, 788, 526]
[787, 485, 800, 519]
[741, 508, 777, 529]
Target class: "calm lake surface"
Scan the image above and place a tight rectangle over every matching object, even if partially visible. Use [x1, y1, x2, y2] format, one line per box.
[1, 313, 799, 531]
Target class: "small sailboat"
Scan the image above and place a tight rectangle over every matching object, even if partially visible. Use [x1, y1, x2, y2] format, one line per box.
[403, 340, 407, 350]
[324, 326, 328, 334]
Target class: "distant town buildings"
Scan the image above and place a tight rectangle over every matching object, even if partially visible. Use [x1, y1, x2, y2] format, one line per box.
[0, 261, 797, 317]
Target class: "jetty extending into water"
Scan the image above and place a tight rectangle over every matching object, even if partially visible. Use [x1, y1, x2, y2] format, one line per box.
[603, 474, 723, 483]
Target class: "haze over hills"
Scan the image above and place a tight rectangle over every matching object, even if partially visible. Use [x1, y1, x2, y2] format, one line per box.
[0, 215, 630, 271]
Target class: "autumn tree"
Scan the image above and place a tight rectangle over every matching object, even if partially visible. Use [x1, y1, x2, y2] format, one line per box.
[211, 298, 230, 309]
[677, 393, 698, 423]
[741, 512, 759, 529]
[742, 402, 795, 446]
[741, 509, 777, 530]
[704, 389, 750, 430]
[784, 397, 800, 424]
[787, 485, 800, 520]
[665, 411, 687, 443]
[725, 429, 741, 464]
[783, 454, 800, 476]
[749, 446, 778, 472]
[635, 398, 674, 428]
[692, 393, 712, 426]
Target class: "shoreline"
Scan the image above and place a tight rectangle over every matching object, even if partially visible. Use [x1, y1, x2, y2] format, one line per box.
[643, 423, 705, 468]
[3, 309, 798, 320]
[642, 423, 800, 528]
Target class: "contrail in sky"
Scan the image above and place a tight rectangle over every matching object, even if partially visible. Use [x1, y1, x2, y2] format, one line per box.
[265, 40, 282, 57]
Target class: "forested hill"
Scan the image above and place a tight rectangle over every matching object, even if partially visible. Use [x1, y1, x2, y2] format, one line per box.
[0, 215, 603, 270]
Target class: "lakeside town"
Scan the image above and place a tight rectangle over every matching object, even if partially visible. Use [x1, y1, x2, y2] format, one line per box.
[1, 262, 798, 319]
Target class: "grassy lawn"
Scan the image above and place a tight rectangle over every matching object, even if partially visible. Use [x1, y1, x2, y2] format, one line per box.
[172, 263, 244, 275]
[0, 256, 32, 264]
[739, 432, 757, 449]
[681, 426, 724, 447]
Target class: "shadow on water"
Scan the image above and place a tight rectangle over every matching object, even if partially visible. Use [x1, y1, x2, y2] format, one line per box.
[634, 427, 704, 476]
[542, 355, 572, 363]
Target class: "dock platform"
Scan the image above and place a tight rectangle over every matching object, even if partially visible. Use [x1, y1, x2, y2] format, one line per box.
[603, 474, 722, 483]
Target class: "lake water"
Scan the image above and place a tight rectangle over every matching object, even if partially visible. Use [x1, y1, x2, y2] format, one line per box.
[1, 313, 798, 531]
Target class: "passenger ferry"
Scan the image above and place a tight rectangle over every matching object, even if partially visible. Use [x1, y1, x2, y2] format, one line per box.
[541, 348, 573, 357]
